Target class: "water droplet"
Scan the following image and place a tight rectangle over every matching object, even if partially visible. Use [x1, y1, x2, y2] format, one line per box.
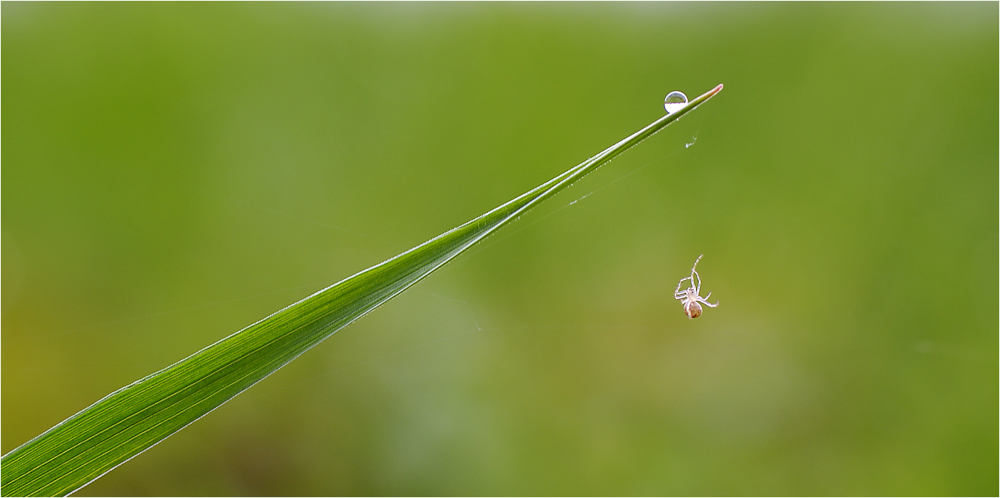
[663, 91, 688, 114]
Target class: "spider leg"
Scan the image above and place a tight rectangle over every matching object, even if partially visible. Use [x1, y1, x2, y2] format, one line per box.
[690, 255, 706, 292]
[675, 276, 692, 294]
[696, 295, 719, 307]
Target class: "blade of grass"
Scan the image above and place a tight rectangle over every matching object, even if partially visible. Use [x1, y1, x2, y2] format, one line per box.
[1, 84, 723, 497]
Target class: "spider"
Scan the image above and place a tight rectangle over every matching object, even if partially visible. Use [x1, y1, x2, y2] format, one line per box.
[674, 254, 718, 319]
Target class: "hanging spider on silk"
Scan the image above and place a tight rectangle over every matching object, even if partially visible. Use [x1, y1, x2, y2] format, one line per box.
[674, 254, 718, 319]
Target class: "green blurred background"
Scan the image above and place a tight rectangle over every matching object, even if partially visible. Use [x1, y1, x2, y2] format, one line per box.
[3, 3, 997, 495]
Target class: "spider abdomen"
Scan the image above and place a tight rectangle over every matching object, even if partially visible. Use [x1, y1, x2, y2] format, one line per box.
[684, 301, 703, 319]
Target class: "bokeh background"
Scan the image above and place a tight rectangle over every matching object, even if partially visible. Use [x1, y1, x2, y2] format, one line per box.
[3, 3, 997, 496]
